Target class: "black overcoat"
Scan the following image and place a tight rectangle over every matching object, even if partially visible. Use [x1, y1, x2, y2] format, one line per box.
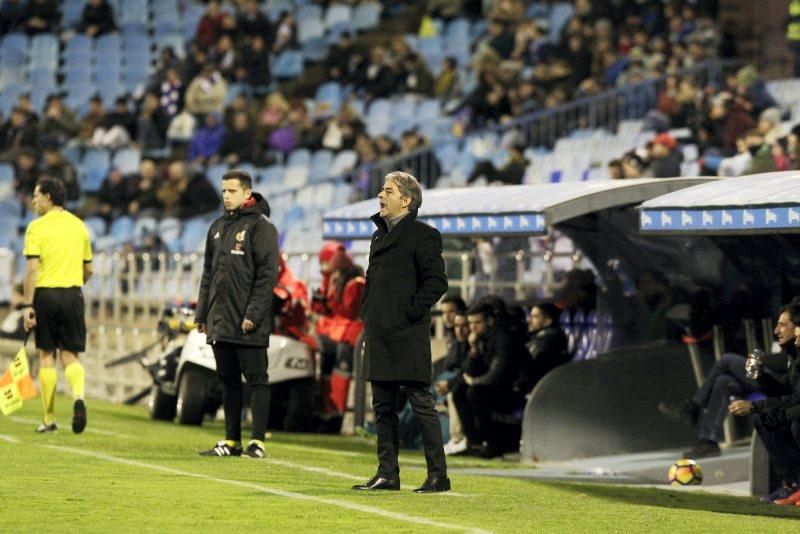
[360, 211, 448, 384]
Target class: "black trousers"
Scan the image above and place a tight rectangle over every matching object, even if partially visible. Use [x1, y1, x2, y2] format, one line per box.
[692, 353, 759, 443]
[452, 382, 518, 448]
[371, 381, 446, 480]
[212, 342, 271, 442]
[754, 413, 800, 485]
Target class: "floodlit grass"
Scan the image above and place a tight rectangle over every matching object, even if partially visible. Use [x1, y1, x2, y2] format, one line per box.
[1, 396, 799, 533]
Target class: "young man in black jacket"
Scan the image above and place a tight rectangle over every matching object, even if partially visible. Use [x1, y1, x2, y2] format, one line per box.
[453, 301, 519, 458]
[514, 302, 569, 395]
[195, 169, 279, 459]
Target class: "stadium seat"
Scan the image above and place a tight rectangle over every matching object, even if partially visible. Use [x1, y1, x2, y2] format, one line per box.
[282, 165, 309, 189]
[274, 50, 304, 79]
[324, 4, 351, 29]
[353, 2, 382, 31]
[84, 216, 108, 240]
[180, 217, 209, 253]
[298, 15, 325, 44]
[112, 148, 141, 175]
[287, 148, 311, 168]
[308, 149, 334, 183]
[109, 215, 134, 241]
[30, 34, 59, 71]
[133, 216, 158, 241]
[259, 164, 285, 185]
[329, 150, 357, 177]
[158, 217, 183, 251]
[62, 0, 88, 29]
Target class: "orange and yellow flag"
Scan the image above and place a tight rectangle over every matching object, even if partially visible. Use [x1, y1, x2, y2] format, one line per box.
[0, 344, 37, 416]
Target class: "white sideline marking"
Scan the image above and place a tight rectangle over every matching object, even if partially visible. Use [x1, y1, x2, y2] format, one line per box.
[41, 444, 486, 532]
[0, 434, 21, 444]
[9, 416, 134, 439]
[271, 442, 428, 466]
[268, 458, 468, 496]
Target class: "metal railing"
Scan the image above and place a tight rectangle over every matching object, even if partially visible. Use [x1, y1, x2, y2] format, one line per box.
[353, 59, 741, 194]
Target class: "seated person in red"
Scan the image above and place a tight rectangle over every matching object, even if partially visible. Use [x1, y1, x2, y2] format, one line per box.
[311, 242, 365, 430]
[273, 254, 314, 348]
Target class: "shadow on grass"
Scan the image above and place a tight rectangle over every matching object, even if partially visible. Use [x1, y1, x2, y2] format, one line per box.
[541, 481, 800, 519]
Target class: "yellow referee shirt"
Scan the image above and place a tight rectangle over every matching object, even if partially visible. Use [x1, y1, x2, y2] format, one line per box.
[23, 209, 93, 288]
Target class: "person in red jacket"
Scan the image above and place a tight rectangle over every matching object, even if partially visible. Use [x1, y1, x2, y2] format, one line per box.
[273, 255, 315, 349]
[312, 242, 365, 431]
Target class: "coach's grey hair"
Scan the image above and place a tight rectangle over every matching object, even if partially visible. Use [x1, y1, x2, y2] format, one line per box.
[384, 171, 422, 211]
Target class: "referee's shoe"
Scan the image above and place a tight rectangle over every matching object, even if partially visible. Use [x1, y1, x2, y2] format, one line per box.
[72, 399, 87, 433]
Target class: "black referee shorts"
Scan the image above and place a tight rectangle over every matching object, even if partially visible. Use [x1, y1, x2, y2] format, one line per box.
[33, 287, 86, 352]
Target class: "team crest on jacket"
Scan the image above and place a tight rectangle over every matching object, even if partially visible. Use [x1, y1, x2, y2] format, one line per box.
[236, 230, 246, 241]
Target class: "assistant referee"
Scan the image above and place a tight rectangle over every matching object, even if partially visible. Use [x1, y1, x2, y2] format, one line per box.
[22, 178, 93, 434]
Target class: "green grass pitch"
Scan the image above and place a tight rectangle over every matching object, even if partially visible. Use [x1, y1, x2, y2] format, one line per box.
[1, 396, 799, 532]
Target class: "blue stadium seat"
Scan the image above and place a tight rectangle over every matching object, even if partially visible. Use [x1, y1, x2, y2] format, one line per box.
[326, 20, 355, 45]
[265, 0, 293, 22]
[30, 34, 59, 71]
[182, 2, 207, 42]
[63, 34, 93, 63]
[206, 163, 229, 184]
[158, 217, 182, 251]
[315, 82, 342, 111]
[96, 32, 122, 52]
[62, 0, 88, 29]
[109, 215, 134, 241]
[302, 37, 329, 62]
[324, 4, 351, 29]
[329, 150, 357, 177]
[298, 16, 325, 44]
[259, 164, 284, 184]
[119, 0, 149, 29]
[274, 50, 304, 79]
[297, 4, 323, 22]
[133, 216, 158, 241]
[112, 148, 141, 175]
[180, 217, 209, 252]
[287, 148, 311, 168]
[1, 33, 29, 64]
[153, 32, 185, 59]
[65, 83, 97, 115]
[353, 2, 381, 31]
[308, 149, 333, 183]
[84, 216, 108, 240]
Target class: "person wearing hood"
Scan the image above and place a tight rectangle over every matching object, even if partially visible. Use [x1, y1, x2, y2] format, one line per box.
[195, 169, 279, 460]
[310, 242, 366, 432]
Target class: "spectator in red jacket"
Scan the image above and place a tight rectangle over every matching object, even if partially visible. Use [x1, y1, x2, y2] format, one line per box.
[273, 255, 313, 348]
[312, 242, 366, 431]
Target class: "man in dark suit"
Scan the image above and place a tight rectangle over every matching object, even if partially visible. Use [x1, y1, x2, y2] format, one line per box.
[352, 171, 450, 493]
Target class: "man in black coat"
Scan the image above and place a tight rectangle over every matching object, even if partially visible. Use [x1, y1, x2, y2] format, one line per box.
[353, 171, 450, 493]
[514, 302, 569, 395]
[195, 169, 279, 459]
[453, 302, 520, 458]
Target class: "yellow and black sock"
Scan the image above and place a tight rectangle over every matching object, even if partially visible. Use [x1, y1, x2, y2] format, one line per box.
[225, 440, 241, 448]
[64, 361, 85, 400]
[39, 367, 57, 424]
[248, 439, 265, 450]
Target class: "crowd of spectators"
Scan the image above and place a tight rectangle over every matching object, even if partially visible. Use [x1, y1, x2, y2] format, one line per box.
[0, 0, 733, 222]
[609, 64, 793, 180]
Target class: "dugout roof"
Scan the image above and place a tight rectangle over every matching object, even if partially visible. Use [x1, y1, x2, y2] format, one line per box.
[322, 178, 711, 240]
[640, 172, 800, 235]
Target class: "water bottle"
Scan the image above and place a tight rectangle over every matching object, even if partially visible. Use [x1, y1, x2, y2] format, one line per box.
[745, 348, 764, 380]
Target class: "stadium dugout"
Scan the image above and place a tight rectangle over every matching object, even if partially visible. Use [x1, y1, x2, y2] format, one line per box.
[642, 171, 800, 496]
[325, 177, 735, 463]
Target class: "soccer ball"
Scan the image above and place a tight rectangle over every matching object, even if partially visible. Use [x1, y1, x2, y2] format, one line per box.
[668, 459, 703, 486]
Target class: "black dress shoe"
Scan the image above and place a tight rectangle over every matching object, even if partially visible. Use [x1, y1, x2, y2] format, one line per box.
[413, 477, 451, 493]
[352, 475, 400, 491]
